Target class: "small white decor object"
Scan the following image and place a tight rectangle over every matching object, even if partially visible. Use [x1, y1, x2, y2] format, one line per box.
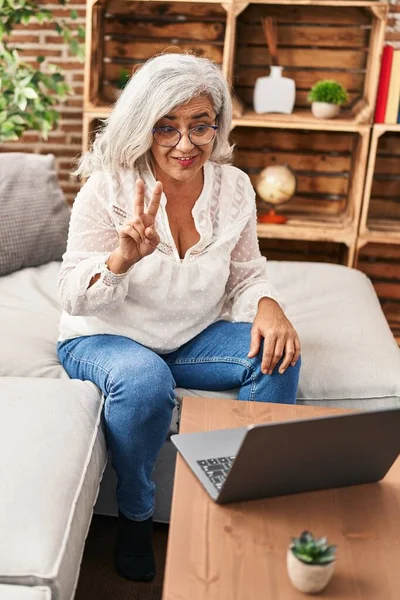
[254, 66, 295, 114]
[287, 531, 337, 594]
[253, 17, 295, 115]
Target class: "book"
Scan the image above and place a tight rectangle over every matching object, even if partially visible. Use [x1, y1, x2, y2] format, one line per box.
[375, 45, 394, 123]
[398, 106, 400, 124]
[385, 50, 400, 124]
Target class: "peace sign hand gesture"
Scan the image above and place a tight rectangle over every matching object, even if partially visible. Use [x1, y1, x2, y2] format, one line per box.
[117, 178, 162, 267]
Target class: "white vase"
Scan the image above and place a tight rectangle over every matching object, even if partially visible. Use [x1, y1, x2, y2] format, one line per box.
[286, 549, 335, 593]
[311, 102, 340, 120]
[254, 66, 295, 114]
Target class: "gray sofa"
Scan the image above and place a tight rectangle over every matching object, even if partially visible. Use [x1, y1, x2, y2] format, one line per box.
[1, 153, 400, 600]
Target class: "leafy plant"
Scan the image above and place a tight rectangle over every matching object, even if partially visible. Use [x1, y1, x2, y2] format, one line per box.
[117, 68, 131, 90]
[290, 531, 337, 565]
[308, 80, 348, 106]
[0, 0, 85, 142]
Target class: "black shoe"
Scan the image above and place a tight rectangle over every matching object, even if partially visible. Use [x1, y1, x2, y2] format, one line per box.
[114, 511, 156, 582]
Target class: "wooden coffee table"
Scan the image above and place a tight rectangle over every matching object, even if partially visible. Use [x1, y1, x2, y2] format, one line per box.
[162, 397, 400, 599]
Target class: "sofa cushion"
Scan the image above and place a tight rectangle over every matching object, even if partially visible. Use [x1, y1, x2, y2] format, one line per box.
[0, 260, 399, 402]
[278, 261, 400, 402]
[0, 262, 67, 379]
[0, 585, 51, 600]
[0, 378, 107, 600]
[178, 262, 400, 407]
[0, 153, 70, 276]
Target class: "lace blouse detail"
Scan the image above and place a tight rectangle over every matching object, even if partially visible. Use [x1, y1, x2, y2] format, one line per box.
[58, 161, 281, 353]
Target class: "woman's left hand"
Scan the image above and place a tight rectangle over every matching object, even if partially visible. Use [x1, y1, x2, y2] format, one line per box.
[247, 297, 301, 375]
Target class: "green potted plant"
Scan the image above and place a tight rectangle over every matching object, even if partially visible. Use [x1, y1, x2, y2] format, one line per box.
[308, 80, 348, 120]
[116, 68, 131, 91]
[287, 531, 337, 593]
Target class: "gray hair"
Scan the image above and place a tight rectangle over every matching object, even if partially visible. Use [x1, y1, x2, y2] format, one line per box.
[75, 53, 234, 178]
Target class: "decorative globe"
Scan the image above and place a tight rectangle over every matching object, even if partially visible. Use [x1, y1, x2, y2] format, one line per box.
[256, 165, 296, 205]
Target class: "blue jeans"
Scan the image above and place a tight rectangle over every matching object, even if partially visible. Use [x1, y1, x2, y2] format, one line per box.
[57, 321, 301, 520]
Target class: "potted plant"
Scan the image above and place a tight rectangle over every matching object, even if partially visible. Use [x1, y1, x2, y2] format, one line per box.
[117, 68, 131, 91]
[287, 531, 337, 593]
[308, 80, 348, 120]
[0, 0, 85, 142]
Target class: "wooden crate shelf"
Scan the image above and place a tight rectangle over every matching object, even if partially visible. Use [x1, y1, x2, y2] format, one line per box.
[84, 0, 387, 123]
[84, 0, 231, 111]
[83, 0, 387, 272]
[232, 124, 369, 263]
[355, 242, 400, 344]
[359, 124, 400, 245]
[230, 1, 387, 127]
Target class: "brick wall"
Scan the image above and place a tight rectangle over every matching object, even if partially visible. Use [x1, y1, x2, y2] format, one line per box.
[0, 1, 86, 204]
[1, 0, 400, 204]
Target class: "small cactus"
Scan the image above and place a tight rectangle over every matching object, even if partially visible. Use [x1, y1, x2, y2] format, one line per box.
[290, 531, 336, 565]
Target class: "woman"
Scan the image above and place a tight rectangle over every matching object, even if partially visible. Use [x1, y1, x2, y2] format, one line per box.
[57, 53, 301, 582]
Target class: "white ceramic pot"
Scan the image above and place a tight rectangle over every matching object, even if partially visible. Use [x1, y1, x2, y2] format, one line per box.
[311, 102, 340, 120]
[287, 548, 335, 594]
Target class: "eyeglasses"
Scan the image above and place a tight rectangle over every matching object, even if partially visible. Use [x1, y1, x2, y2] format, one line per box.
[152, 124, 218, 148]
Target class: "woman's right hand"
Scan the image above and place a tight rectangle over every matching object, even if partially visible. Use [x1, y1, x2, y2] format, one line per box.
[114, 178, 162, 268]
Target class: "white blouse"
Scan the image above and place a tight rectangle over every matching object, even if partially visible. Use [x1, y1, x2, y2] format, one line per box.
[58, 160, 281, 353]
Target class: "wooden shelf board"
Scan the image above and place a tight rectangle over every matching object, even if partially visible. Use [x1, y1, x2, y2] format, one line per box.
[367, 219, 400, 232]
[257, 220, 354, 244]
[89, 0, 225, 5]
[232, 110, 370, 132]
[89, 0, 386, 4]
[100, 0, 387, 4]
[359, 226, 400, 246]
[85, 107, 112, 120]
[84, 106, 371, 133]
[242, 0, 386, 6]
[373, 124, 400, 134]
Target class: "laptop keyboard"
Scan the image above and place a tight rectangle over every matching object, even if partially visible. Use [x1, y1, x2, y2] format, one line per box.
[197, 456, 236, 491]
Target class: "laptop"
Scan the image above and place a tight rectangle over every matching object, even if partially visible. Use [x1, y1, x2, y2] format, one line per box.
[171, 406, 400, 504]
